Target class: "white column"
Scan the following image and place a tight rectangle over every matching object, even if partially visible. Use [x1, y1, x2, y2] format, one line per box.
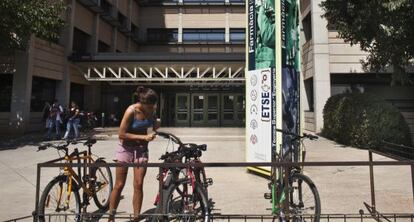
[56, 0, 76, 107]
[311, 0, 330, 132]
[9, 39, 35, 134]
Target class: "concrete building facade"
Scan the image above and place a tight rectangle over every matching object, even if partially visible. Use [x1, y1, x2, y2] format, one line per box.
[300, 0, 414, 140]
[0, 0, 413, 139]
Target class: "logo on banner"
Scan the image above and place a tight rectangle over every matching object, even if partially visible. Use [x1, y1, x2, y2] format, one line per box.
[250, 119, 258, 129]
[250, 134, 258, 145]
[250, 104, 258, 115]
[250, 90, 258, 101]
[250, 74, 258, 86]
[261, 70, 271, 122]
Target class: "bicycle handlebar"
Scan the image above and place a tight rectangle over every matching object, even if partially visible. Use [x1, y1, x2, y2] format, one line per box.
[37, 137, 97, 152]
[275, 129, 318, 141]
[156, 131, 183, 145]
[156, 131, 207, 161]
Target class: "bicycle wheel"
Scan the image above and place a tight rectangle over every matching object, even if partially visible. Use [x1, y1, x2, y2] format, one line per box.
[38, 175, 81, 222]
[91, 159, 113, 210]
[289, 173, 321, 222]
[162, 181, 210, 222]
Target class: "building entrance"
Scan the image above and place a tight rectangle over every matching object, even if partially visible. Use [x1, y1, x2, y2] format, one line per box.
[174, 93, 245, 127]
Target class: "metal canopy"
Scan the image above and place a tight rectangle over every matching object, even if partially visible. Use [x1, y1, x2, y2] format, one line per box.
[73, 53, 246, 84]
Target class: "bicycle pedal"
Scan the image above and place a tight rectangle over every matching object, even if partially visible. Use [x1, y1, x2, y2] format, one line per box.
[205, 178, 213, 186]
[264, 192, 272, 199]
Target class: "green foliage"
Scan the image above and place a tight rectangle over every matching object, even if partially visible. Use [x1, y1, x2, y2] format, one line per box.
[0, 0, 66, 51]
[322, 93, 413, 156]
[320, 0, 414, 85]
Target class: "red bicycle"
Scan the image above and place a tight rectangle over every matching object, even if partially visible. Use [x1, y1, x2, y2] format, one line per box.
[150, 131, 213, 222]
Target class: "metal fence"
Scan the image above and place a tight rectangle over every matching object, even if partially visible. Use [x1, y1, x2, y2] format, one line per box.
[4, 149, 414, 222]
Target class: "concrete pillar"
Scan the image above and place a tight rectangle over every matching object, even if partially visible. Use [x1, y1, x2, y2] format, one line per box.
[9, 41, 35, 134]
[91, 14, 100, 54]
[311, 0, 330, 132]
[56, 0, 76, 107]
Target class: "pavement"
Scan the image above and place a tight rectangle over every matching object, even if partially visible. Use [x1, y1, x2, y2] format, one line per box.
[0, 127, 413, 221]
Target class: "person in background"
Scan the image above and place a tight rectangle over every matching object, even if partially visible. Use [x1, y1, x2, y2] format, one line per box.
[63, 101, 80, 139]
[45, 99, 64, 140]
[108, 86, 161, 222]
[41, 101, 51, 131]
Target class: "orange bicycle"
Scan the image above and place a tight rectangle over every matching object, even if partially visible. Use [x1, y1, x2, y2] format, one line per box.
[36, 138, 113, 222]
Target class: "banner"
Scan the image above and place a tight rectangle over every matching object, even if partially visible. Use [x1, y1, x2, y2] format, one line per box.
[246, 0, 301, 170]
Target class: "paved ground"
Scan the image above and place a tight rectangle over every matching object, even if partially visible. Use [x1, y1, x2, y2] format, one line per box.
[0, 128, 413, 221]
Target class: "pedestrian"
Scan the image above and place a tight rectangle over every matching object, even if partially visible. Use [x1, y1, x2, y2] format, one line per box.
[45, 99, 63, 140]
[41, 101, 51, 130]
[63, 101, 80, 139]
[108, 86, 161, 222]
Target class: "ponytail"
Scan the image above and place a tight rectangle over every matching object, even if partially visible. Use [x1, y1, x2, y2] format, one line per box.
[133, 86, 158, 105]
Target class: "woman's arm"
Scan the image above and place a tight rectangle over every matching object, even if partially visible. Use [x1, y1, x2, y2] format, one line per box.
[118, 106, 154, 142]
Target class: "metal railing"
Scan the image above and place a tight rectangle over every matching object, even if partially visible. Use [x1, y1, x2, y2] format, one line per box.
[4, 149, 414, 222]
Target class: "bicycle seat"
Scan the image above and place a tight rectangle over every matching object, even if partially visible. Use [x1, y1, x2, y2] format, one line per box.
[84, 138, 97, 146]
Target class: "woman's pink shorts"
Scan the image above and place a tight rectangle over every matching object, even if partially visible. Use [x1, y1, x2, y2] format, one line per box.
[115, 143, 149, 164]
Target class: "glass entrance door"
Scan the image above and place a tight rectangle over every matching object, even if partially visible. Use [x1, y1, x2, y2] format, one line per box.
[191, 93, 219, 127]
[221, 94, 245, 126]
[191, 94, 205, 127]
[175, 94, 190, 126]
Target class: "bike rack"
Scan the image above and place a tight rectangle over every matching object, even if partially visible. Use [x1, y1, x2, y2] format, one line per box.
[4, 149, 414, 222]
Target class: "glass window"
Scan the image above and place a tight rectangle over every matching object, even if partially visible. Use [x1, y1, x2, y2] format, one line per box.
[229, 0, 244, 3]
[30, 77, 56, 112]
[98, 41, 111, 53]
[0, 74, 12, 112]
[193, 113, 203, 121]
[230, 28, 245, 43]
[193, 95, 204, 110]
[208, 96, 218, 110]
[177, 96, 188, 110]
[223, 95, 234, 110]
[177, 113, 188, 121]
[147, 28, 178, 43]
[183, 29, 225, 42]
[72, 28, 91, 54]
[223, 113, 234, 120]
[208, 113, 218, 121]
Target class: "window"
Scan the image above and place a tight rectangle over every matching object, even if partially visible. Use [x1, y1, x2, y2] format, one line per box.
[30, 77, 56, 112]
[230, 28, 245, 43]
[0, 74, 13, 112]
[98, 41, 111, 52]
[72, 28, 91, 54]
[183, 29, 225, 42]
[147, 28, 178, 43]
[302, 13, 312, 41]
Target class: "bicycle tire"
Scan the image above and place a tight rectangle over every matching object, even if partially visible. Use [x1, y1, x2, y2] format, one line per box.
[38, 175, 81, 222]
[163, 181, 210, 222]
[289, 173, 321, 222]
[91, 159, 113, 210]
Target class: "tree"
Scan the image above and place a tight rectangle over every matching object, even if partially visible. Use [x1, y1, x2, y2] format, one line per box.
[320, 0, 414, 85]
[0, 0, 65, 52]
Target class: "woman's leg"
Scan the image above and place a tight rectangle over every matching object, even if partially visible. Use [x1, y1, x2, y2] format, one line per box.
[133, 166, 147, 218]
[63, 120, 72, 139]
[108, 166, 128, 222]
[73, 119, 80, 138]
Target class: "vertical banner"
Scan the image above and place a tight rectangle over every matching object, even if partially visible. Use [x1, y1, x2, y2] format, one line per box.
[246, 0, 277, 168]
[246, 0, 301, 171]
[281, 0, 301, 156]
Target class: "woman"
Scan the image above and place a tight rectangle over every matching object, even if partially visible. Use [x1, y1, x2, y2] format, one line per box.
[62, 101, 80, 139]
[108, 87, 160, 221]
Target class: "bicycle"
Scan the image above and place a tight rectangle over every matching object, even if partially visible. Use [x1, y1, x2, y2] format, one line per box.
[264, 129, 321, 222]
[36, 138, 113, 222]
[150, 131, 213, 222]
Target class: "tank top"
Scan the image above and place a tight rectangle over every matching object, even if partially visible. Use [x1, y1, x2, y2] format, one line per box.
[123, 107, 155, 147]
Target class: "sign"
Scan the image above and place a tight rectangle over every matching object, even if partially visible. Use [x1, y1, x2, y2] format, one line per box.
[246, 0, 301, 172]
[246, 68, 276, 163]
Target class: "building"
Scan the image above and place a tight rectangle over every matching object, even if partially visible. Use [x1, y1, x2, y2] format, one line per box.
[300, 0, 414, 141]
[0, 0, 246, 134]
[0, 0, 413, 139]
